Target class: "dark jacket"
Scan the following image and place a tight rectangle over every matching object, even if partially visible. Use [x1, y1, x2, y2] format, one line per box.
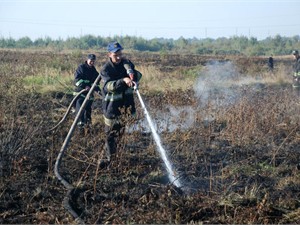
[268, 57, 274, 69]
[294, 57, 300, 77]
[74, 61, 100, 93]
[292, 57, 300, 88]
[100, 59, 141, 119]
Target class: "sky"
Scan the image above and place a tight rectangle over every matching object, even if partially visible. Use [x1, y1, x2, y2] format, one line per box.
[0, 0, 299, 41]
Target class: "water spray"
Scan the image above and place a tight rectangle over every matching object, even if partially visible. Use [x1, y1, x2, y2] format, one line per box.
[125, 62, 182, 188]
[134, 86, 182, 188]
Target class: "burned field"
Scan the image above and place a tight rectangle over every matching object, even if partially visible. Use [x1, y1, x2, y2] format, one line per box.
[1, 50, 300, 224]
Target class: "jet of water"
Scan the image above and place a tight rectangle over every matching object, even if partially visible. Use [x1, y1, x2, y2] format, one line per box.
[135, 89, 181, 188]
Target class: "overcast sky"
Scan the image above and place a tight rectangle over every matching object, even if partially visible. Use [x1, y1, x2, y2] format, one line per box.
[0, 0, 299, 41]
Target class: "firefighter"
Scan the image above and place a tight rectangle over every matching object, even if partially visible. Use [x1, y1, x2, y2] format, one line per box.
[292, 50, 300, 89]
[100, 41, 142, 165]
[74, 54, 101, 131]
[268, 55, 274, 73]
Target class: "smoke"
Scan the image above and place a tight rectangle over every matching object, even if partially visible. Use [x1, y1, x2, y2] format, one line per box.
[129, 105, 195, 133]
[159, 105, 195, 132]
[130, 60, 264, 133]
[194, 60, 263, 109]
[194, 61, 239, 107]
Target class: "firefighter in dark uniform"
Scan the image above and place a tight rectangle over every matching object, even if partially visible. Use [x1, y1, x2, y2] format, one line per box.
[100, 41, 142, 163]
[268, 55, 274, 73]
[74, 54, 100, 130]
[292, 50, 300, 90]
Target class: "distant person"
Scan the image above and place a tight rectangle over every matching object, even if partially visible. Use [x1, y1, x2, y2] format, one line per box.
[74, 54, 101, 132]
[100, 41, 142, 166]
[292, 50, 300, 89]
[268, 55, 274, 73]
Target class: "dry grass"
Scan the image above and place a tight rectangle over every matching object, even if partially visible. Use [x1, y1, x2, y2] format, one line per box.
[1, 50, 300, 224]
[138, 65, 196, 92]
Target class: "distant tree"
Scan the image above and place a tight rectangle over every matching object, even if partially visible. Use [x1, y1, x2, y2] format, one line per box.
[291, 35, 300, 44]
[33, 36, 53, 47]
[174, 36, 188, 50]
[49, 38, 65, 51]
[148, 38, 162, 51]
[196, 47, 213, 55]
[95, 36, 106, 48]
[132, 37, 148, 51]
[0, 37, 16, 48]
[16, 37, 33, 48]
[229, 36, 249, 52]
[249, 37, 258, 46]
[2, 34, 300, 56]
[81, 35, 98, 48]
[65, 37, 87, 49]
[34, 38, 46, 47]
[246, 44, 265, 56]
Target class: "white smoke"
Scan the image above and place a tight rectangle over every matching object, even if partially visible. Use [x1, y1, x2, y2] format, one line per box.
[129, 105, 195, 133]
[194, 60, 264, 109]
[194, 61, 240, 107]
[130, 61, 264, 133]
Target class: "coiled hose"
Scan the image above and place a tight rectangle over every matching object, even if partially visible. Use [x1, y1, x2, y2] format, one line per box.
[47, 89, 87, 132]
[53, 74, 102, 224]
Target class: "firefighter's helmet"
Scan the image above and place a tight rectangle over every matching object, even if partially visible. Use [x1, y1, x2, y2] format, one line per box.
[292, 50, 299, 55]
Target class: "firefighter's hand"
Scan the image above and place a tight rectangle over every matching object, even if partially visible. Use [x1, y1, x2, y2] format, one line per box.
[123, 77, 134, 88]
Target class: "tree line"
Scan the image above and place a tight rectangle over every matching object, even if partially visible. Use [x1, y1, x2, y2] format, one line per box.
[1, 34, 300, 56]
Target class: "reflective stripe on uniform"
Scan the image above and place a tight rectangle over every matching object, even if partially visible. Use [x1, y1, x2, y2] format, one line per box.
[76, 79, 90, 86]
[294, 72, 300, 77]
[104, 114, 135, 126]
[105, 93, 123, 102]
[104, 88, 134, 102]
[104, 115, 120, 127]
[107, 81, 115, 92]
[77, 121, 85, 126]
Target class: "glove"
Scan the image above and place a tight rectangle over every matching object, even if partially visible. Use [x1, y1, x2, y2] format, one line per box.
[85, 86, 91, 91]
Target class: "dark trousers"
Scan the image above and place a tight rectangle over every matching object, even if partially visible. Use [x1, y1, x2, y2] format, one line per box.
[104, 120, 125, 160]
[75, 97, 93, 124]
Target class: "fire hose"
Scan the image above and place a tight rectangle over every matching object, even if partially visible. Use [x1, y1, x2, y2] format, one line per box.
[47, 89, 87, 132]
[53, 74, 102, 224]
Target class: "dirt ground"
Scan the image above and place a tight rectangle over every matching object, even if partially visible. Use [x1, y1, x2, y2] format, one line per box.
[1, 50, 300, 224]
